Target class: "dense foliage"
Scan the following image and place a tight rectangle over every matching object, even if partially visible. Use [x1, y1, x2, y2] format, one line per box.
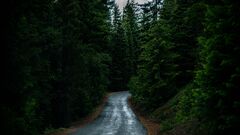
[2, 0, 240, 135]
[128, 0, 240, 135]
[108, 3, 128, 91]
[108, 0, 140, 91]
[2, 0, 110, 134]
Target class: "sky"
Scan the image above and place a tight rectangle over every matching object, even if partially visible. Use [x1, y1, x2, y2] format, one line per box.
[116, 0, 150, 11]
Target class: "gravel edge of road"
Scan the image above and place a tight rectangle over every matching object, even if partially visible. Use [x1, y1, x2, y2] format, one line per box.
[47, 93, 112, 135]
[128, 97, 161, 135]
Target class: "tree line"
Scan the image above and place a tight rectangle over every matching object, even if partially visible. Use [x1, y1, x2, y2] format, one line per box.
[127, 0, 240, 135]
[3, 0, 111, 134]
[2, 0, 240, 135]
[2, 0, 141, 134]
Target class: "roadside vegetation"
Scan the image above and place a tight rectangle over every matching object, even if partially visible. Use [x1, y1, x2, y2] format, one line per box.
[2, 0, 239, 135]
[128, 0, 240, 135]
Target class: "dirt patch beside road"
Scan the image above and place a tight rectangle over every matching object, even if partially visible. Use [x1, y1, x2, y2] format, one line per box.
[128, 97, 161, 135]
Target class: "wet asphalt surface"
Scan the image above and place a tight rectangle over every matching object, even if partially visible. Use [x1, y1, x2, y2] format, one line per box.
[70, 91, 147, 135]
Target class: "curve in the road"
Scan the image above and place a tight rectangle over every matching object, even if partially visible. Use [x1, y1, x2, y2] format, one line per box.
[70, 91, 147, 135]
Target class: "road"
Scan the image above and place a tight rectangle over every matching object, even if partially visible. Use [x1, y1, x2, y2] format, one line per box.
[70, 91, 147, 135]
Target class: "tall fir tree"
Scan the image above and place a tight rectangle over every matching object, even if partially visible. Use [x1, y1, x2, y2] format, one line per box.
[109, 3, 129, 91]
[123, 0, 140, 77]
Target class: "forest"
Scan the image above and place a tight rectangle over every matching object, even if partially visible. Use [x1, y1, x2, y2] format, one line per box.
[2, 0, 240, 135]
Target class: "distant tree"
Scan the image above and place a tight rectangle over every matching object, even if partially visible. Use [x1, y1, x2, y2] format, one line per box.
[129, 0, 205, 111]
[123, 0, 140, 77]
[109, 3, 129, 91]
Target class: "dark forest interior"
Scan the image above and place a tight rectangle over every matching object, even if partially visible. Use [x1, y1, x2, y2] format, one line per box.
[2, 0, 240, 135]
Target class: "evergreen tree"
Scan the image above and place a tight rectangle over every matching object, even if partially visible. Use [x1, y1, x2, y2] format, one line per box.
[109, 3, 128, 91]
[2, 0, 111, 134]
[194, 0, 240, 134]
[3, 0, 240, 135]
[123, 0, 140, 77]
[129, 0, 178, 110]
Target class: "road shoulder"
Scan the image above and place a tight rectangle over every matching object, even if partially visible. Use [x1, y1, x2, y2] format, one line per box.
[128, 97, 161, 135]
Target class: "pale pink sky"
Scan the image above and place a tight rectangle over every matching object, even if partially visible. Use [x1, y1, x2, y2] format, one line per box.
[116, 0, 150, 11]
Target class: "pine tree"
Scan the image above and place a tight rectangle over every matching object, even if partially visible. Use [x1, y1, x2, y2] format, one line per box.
[195, 0, 240, 134]
[109, 3, 129, 91]
[123, 0, 140, 77]
[2, 0, 112, 134]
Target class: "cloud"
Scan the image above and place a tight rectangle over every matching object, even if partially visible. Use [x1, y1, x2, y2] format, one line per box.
[116, 0, 150, 11]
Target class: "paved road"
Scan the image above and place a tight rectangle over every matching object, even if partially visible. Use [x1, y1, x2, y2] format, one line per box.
[70, 91, 147, 135]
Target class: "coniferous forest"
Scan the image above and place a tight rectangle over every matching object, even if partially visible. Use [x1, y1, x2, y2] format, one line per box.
[2, 0, 240, 135]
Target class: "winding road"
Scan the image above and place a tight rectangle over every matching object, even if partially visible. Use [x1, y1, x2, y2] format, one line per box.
[70, 91, 147, 135]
